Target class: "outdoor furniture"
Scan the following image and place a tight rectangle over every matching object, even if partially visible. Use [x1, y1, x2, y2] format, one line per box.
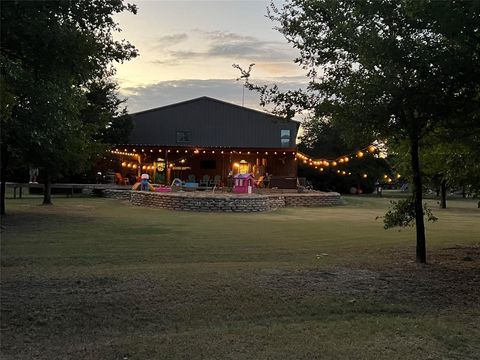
[269, 176, 296, 189]
[183, 182, 199, 191]
[188, 174, 196, 182]
[256, 175, 265, 188]
[210, 175, 221, 186]
[115, 173, 129, 185]
[199, 175, 210, 187]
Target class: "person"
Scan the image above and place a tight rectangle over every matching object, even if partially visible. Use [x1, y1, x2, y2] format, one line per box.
[29, 167, 39, 184]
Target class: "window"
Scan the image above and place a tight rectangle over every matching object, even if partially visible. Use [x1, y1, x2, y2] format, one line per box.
[176, 131, 192, 143]
[281, 129, 291, 147]
[200, 160, 216, 170]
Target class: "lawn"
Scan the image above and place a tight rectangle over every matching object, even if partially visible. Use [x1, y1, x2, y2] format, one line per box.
[1, 194, 479, 359]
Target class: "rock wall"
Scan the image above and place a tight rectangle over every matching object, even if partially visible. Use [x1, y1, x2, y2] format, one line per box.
[103, 189, 131, 201]
[119, 191, 342, 212]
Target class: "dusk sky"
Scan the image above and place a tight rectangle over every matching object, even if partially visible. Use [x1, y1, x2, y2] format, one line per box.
[113, 0, 307, 113]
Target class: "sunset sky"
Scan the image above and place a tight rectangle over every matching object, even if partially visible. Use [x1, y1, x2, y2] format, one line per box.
[113, 0, 307, 113]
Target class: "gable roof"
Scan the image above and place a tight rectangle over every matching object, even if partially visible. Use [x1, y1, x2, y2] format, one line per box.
[128, 96, 299, 148]
[131, 96, 298, 124]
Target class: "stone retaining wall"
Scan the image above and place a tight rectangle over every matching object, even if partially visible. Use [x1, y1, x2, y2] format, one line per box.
[122, 191, 341, 212]
[103, 189, 131, 201]
[282, 193, 342, 207]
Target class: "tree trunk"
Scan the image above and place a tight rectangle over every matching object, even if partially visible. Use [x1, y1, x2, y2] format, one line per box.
[410, 137, 427, 263]
[0, 142, 8, 215]
[43, 173, 52, 205]
[440, 178, 447, 209]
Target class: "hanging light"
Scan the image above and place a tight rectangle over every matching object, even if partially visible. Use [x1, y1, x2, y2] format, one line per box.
[332, 161, 337, 166]
[363, 174, 368, 178]
[357, 151, 364, 158]
[368, 145, 376, 153]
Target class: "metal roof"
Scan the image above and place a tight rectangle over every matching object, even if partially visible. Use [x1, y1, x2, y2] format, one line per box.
[128, 96, 299, 148]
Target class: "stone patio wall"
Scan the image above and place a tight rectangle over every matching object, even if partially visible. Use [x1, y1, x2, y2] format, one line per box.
[118, 191, 342, 212]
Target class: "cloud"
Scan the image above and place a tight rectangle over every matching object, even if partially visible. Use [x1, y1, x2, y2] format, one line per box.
[203, 30, 296, 61]
[152, 30, 298, 66]
[153, 33, 188, 49]
[120, 77, 307, 114]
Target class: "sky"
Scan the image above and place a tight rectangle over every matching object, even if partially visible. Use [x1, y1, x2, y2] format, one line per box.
[112, 0, 307, 114]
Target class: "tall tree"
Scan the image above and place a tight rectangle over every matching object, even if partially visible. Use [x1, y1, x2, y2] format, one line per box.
[1, 0, 137, 209]
[298, 119, 391, 193]
[241, 0, 480, 263]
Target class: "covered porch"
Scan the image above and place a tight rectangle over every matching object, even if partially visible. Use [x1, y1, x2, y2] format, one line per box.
[110, 145, 298, 189]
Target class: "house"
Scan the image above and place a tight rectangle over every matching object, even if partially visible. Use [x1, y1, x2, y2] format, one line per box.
[112, 96, 299, 187]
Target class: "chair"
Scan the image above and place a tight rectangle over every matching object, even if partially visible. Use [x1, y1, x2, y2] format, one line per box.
[256, 175, 265, 188]
[200, 175, 210, 187]
[210, 175, 221, 186]
[115, 173, 129, 185]
[188, 174, 196, 182]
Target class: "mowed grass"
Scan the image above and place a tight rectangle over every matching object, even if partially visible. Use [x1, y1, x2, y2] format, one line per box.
[1, 194, 479, 359]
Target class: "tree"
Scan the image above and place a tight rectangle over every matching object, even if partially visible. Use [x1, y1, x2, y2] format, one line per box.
[240, 0, 480, 263]
[1, 0, 137, 209]
[298, 119, 391, 193]
[390, 126, 480, 209]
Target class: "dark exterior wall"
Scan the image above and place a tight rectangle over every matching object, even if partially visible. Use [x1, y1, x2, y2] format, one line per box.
[129, 97, 299, 149]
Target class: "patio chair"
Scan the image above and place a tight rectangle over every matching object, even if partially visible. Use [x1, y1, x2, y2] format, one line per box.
[115, 172, 129, 185]
[210, 175, 221, 186]
[199, 175, 210, 187]
[256, 175, 265, 188]
[188, 174, 196, 182]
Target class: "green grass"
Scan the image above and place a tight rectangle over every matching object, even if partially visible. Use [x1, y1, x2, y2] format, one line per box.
[1, 194, 479, 359]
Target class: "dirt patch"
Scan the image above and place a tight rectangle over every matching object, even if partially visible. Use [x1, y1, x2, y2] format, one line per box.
[260, 246, 480, 309]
